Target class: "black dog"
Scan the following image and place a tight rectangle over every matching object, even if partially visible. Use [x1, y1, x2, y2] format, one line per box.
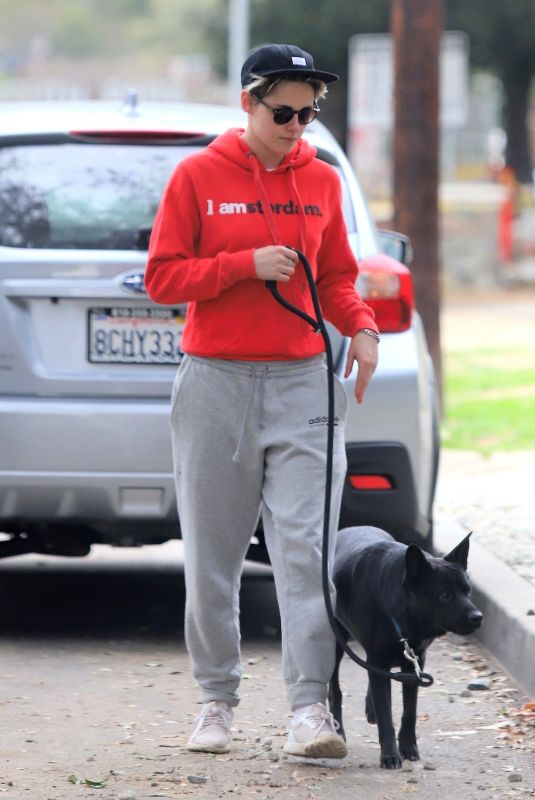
[329, 526, 483, 769]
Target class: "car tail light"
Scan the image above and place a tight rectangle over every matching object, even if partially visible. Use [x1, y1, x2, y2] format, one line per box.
[348, 475, 393, 490]
[358, 253, 414, 333]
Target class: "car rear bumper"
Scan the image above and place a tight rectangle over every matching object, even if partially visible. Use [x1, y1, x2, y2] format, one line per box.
[0, 395, 179, 543]
[0, 396, 174, 473]
[0, 469, 179, 542]
[0, 398, 435, 548]
[0, 446, 433, 545]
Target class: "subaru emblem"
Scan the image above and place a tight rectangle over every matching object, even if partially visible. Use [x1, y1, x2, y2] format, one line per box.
[121, 273, 146, 294]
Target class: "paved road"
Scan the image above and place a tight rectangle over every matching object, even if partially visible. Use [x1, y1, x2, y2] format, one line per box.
[0, 544, 533, 799]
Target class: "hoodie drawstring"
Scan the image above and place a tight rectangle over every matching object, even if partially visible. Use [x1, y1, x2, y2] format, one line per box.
[231, 367, 268, 464]
[287, 167, 309, 257]
[247, 152, 308, 256]
[232, 371, 256, 464]
[248, 153, 282, 245]
[258, 368, 266, 430]
[230, 150, 311, 464]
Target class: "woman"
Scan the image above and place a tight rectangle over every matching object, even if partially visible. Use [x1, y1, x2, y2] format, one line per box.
[145, 43, 379, 759]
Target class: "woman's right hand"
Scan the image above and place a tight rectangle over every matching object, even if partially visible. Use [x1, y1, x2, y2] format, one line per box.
[254, 245, 298, 282]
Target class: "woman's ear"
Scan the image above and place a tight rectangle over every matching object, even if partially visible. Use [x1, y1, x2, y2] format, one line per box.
[241, 89, 254, 114]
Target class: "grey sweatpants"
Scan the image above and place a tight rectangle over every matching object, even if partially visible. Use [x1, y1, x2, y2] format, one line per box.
[170, 354, 348, 710]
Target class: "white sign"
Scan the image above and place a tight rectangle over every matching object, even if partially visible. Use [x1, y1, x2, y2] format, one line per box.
[348, 31, 469, 129]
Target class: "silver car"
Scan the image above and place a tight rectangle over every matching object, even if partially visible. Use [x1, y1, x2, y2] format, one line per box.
[0, 98, 439, 560]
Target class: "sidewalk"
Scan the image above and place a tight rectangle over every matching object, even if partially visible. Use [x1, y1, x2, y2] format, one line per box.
[436, 450, 535, 586]
[434, 507, 535, 698]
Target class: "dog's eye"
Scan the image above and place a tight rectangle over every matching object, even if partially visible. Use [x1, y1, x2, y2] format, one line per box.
[438, 590, 452, 602]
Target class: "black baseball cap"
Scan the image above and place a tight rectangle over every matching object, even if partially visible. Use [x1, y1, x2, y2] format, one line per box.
[241, 44, 339, 88]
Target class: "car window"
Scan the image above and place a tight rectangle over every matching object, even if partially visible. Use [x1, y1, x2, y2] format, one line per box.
[0, 141, 365, 251]
[0, 143, 194, 250]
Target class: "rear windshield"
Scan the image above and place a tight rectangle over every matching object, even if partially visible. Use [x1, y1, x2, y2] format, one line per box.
[0, 141, 356, 250]
[0, 143, 192, 250]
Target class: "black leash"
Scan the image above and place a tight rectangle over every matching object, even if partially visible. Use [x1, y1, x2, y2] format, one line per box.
[266, 248, 433, 689]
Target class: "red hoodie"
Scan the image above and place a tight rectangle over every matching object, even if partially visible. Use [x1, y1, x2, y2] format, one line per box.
[145, 128, 377, 360]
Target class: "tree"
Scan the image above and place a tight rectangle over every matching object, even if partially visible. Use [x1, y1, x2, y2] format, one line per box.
[447, 0, 535, 183]
[0, 0, 221, 68]
[392, 0, 443, 395]
[215, 0, 535, 180]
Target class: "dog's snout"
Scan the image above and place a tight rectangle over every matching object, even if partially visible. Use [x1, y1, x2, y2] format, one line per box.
[468, 609, 483, 629]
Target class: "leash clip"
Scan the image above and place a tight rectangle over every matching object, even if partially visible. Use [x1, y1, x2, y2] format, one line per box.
[391, 616, 423, 680]
[401, 638, 422, 679]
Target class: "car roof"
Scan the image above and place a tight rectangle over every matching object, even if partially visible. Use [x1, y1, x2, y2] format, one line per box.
[0, 98, 341, 156]
[0, 99, 242, 135]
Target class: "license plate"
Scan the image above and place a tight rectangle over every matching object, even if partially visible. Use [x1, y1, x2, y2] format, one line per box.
[88, 306, 185, 364]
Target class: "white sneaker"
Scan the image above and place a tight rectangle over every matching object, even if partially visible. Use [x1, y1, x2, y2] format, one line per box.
[283, 703, 347, 759]
[187, 701, 233, 753]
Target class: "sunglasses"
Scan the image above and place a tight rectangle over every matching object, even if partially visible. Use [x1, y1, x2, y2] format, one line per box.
[256, 96, 320, 126]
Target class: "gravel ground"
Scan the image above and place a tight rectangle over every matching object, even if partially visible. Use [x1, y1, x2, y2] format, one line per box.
[439, 288, 535, 588]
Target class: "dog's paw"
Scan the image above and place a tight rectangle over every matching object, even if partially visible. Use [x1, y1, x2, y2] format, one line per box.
[380, 752, 403, 769]
[399, 742, 420, 761]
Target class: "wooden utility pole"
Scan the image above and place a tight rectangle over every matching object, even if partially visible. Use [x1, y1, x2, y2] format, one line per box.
[391, 0, 443, 398]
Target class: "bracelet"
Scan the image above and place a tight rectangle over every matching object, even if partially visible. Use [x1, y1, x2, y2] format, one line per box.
[357, 327, 381, 343]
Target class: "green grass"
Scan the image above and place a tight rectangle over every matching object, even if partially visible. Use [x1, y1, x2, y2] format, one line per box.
[441, 348, 535, 454]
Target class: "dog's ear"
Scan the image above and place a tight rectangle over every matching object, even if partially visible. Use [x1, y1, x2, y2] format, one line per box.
[404, 544, 432, 588]
[443, 532, 472, 570]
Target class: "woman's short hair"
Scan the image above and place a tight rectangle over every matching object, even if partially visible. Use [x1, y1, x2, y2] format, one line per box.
[243, 74, 328, 101]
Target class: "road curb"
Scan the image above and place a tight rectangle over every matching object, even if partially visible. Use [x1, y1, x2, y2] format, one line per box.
[434, 516, 535, 697]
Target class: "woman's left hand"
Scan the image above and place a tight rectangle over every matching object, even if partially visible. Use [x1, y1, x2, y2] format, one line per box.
[344, 332, 379, 404]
